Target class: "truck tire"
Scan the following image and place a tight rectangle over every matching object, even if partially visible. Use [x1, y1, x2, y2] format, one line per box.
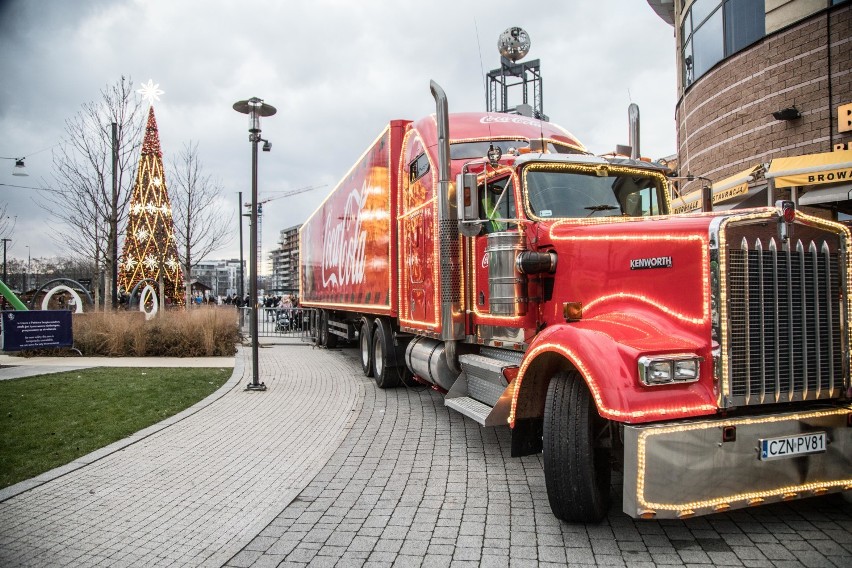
[359, 317, 374, 377]
[372, 320, 400, 388]
[542, 370, 611, 523]
[317, 310, 328, 347]
[309, 310, 320, 345]
[319, 310, 338, 348]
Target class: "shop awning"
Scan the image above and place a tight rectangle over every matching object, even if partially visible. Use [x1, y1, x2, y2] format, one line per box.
[670, 165, 760, 214]
[766, 149, 852, 188]
[709, 165, 760, 201]
[799, 182, 852, 206]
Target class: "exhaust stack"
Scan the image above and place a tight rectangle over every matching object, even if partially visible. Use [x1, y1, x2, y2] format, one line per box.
[430, 80, 463, 374]
[628, 103, 640, 160]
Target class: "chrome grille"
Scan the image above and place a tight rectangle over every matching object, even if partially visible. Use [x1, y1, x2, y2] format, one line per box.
[726, 234, 846, 406]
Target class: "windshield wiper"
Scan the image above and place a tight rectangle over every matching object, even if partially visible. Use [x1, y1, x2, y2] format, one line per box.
[584, 204, 619, 216]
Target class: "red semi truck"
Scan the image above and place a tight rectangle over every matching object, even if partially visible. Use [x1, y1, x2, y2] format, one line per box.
[299, 82, 851, 521]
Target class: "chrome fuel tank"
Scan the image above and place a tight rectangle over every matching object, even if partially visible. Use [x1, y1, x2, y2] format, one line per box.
[405, 336, 459, 391]
[486, 231, 527, 316]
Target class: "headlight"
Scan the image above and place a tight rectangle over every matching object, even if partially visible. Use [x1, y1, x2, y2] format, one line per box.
[638, 354, 702, 386]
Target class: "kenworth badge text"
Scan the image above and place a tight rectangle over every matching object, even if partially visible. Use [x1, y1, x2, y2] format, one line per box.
[299, 82, 851, 522]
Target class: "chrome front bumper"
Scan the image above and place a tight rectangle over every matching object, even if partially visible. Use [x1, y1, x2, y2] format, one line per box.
[622, 406, 852, 519]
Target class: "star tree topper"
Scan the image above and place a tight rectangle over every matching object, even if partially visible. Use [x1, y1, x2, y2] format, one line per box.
[138, 79, 164, 104]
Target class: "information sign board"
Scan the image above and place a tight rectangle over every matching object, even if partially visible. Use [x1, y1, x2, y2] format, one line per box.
[2, 310, 73, 351]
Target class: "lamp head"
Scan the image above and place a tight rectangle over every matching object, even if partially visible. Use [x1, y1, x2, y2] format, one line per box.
[12, 159, 28, 177]
[772, 107, 801, 121]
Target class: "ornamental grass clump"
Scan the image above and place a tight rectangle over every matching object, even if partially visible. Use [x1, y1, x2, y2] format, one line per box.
[68, 308, 239, 357]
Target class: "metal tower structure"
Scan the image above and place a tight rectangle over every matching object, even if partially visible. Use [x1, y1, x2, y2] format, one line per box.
[486, 27, 547, 121]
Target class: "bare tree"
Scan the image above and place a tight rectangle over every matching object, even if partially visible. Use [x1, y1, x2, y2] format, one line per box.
[169, 141, 234, 305]
[40, 76, 145, 309]
[0, 203, 12, 237]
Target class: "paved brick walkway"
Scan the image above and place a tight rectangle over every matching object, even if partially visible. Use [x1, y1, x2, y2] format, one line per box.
[227, 349, 852, 568]
[0, 342, 361, 567]
[1, 343, 850, 567]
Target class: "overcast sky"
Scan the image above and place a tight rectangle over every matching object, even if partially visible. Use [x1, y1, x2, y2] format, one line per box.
[0, 0, 676, 272]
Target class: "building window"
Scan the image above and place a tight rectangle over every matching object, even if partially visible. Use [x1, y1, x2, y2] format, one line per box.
[682, 0, 765, 87]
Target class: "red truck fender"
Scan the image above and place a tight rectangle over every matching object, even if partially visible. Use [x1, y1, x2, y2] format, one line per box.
[508, 319, 719, 428]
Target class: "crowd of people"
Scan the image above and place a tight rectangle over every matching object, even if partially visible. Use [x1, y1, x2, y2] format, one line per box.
[221, 293, 299, 313]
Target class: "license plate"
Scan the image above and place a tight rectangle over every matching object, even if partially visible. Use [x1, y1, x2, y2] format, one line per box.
[759, 432, 827, 461]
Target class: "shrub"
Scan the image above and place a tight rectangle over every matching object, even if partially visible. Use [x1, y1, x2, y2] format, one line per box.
[59, 308, 240, 357]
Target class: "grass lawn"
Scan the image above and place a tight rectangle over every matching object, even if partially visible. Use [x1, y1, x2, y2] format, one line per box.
[0, 367, 231, 489]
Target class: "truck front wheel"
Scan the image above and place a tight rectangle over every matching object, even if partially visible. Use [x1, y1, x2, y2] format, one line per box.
[542, 370, 611, 522]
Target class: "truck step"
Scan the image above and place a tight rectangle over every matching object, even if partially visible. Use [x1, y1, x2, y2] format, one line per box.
[445, 351, 520, 427]
[458, 353, 519, 407]
[445, 396, 495, 426]
[478, 346, 523, 366]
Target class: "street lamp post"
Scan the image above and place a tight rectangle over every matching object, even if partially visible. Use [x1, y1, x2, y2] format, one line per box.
[25, 245, 30, 292]
[238, 191, 245, 301]
[233, 97, 276, 391]
[2, 238, 10, 284]
[111, 122, 119, 309]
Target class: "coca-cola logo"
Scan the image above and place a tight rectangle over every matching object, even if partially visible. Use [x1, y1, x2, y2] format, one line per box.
[481, 253, 489, 269]
[480, 115, 542, 128]
[322, 183, 368, 288]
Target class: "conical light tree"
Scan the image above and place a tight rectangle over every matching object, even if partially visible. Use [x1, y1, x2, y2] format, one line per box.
[118, 105, 184, 305]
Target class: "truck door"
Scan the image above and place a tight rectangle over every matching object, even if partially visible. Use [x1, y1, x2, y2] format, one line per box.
[469, 175, 516, 319]
[399, 148, 439, 331]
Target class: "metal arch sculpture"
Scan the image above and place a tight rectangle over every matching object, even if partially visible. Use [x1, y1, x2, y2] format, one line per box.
[28, 278, 95, 313]
[128, 278, 161, 320]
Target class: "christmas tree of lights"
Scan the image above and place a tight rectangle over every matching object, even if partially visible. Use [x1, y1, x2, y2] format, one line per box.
[118, 81, 184, 305]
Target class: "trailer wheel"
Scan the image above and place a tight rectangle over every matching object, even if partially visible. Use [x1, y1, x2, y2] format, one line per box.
[372, 320, 400, 388]
[542, 370, 611, 523]
[317, 310, 328, 347]
[305, 310, 320, 345]
[359, 317, 374, 377]
[319, 310, 338, 348]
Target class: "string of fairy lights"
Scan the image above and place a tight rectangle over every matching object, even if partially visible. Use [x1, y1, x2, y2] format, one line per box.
[117, 81, 184, 305]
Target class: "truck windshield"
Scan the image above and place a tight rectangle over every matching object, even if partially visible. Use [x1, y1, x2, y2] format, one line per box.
[524, 168, 666, 219]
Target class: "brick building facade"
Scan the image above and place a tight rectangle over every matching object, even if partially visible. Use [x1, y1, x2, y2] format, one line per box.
[649, 0, 851, 220]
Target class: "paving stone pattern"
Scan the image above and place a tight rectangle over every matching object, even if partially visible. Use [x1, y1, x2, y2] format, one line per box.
[0, 342, 849, 568]
[228, 349, 852, 568]
[0, 343, 362, 567]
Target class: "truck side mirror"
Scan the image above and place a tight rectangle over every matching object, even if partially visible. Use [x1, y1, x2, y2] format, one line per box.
[457, 172, 482, 237]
